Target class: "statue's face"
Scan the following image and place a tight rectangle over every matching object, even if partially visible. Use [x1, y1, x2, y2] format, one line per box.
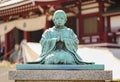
[53, 12, 66, 27]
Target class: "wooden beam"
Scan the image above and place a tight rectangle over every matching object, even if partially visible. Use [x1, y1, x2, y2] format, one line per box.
[35, 1, 66, 6]
[102, 12, 120, 16]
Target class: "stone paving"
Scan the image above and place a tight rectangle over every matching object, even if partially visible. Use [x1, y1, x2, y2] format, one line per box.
[0, 67, 15, 82]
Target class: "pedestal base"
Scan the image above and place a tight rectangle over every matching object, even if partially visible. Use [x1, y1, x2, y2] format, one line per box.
[9, 70, 112, 82]
[16, 64, 104, 70]
[9, 64, 112, 82]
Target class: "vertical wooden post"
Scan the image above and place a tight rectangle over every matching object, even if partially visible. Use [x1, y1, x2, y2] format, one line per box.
[78, 16, 83, 44]
[4, 34, 8, 60]
[78, 1, 82, 43]
[23, 31, 29, 42]
[98, 0, 108, 43]
[3, 17, 10, 60]
[106, 16, 111, 32]
[98, 1, 105, 33]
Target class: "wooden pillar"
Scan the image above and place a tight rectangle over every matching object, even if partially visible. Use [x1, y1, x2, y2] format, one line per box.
[4, 34, 8, 60]
[103, 32, 108, 42]
[2, 17, 9, 60]
[98, 1, 107, 43]
[78, 1, 83, 43]
[98, 16, 104, 33]
[98, 1, 105, 33]
[78, 16, 83, 43]
[99, 0, 104, 13]
[106, 16, 111, 32]
[23, 31, 29, 42]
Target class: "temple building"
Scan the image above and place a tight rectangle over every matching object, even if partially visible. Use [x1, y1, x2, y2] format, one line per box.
[0, 0, 120, 60]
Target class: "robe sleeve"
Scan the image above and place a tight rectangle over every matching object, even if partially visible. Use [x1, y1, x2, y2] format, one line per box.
[63, 29, 79, 52]
[40, 29, 57, 57]
[63, 29, 83, 62]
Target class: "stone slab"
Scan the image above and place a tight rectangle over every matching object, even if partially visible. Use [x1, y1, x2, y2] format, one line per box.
[9, 70, 112, 80]
[16, 64, 104, 70]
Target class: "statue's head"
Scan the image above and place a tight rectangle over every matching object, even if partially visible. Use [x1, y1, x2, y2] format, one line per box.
[52, 10, 67, 27]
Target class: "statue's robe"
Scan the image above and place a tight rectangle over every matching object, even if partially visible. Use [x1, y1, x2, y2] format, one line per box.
[28, 26, 93, 64]
[35, 26, 87, 64]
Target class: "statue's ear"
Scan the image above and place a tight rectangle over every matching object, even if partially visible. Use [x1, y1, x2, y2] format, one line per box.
[53, 19, 56, 25]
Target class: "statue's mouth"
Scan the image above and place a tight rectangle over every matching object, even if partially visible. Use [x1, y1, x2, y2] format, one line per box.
[58, 22, 63, 25]
[58, 22, 61, 24]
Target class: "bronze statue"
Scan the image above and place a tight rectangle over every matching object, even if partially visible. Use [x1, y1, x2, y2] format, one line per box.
[28, 10, 94, 64]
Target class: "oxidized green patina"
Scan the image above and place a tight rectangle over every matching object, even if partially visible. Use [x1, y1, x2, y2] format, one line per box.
[28, 10, 94, 64]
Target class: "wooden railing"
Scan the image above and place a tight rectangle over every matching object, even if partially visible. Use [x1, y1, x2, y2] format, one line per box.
[79, 32, 116, 44]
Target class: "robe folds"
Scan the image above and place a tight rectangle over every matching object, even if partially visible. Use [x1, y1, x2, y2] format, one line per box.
[27, 26, 93, 64]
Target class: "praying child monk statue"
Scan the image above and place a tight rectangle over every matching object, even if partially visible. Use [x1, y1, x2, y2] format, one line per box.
[28, 10, 94, 64]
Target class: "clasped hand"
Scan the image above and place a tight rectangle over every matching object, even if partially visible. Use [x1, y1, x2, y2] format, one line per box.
[56, 35, 64, 42]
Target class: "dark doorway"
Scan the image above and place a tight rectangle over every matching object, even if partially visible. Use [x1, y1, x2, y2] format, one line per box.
[29, 29, 44, 42]
[65, 16, 77, 34]
[14, 28, 24, 44]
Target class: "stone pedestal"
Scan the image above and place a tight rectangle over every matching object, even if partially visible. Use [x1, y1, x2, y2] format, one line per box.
[9, 70, 112, 82]
[9, 64, 112, 82]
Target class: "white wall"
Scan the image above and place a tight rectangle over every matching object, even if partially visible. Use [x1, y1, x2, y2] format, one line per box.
[111, 16, 120, 32]
[116, 36, 120, 45]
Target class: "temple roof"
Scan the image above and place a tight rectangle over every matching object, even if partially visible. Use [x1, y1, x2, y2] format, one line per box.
[0, 0, 26, 8]
[0, 0, 57, 9]
[0, 0, 77, 17]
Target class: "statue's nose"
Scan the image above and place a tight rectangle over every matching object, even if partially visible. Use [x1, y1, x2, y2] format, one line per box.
[57, 19, 63, 23]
